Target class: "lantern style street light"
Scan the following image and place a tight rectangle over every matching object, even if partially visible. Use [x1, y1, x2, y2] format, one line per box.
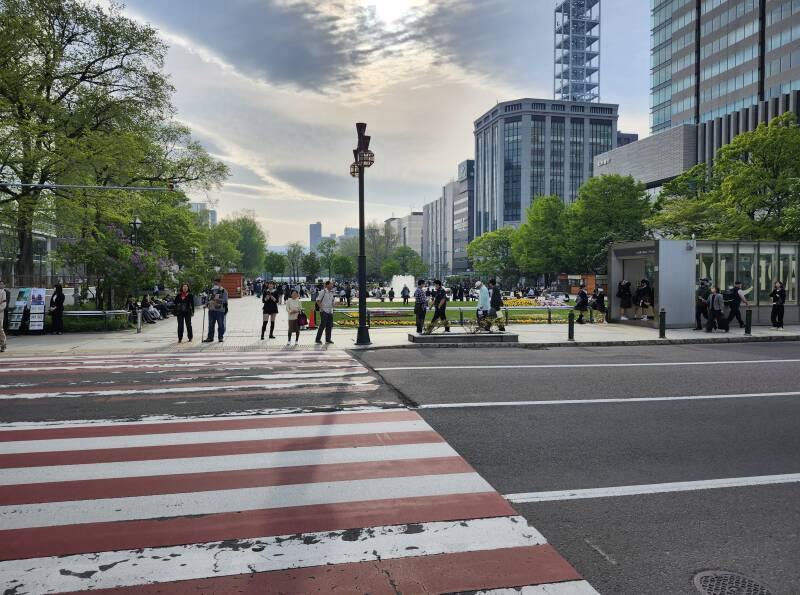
[190, 246, 198, 263]
[352, 122, 375, 345]
[130, 217, 142, 245]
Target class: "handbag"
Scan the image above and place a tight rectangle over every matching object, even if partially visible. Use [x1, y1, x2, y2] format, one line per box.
[297, 311, 308, 327]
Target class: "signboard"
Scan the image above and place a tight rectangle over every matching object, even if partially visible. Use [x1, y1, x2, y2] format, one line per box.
[8, 288, 30, 332]
[28, 287, 46, 331]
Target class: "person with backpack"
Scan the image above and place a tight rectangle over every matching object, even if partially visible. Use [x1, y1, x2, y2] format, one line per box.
[401, 284, 410, 305]
[575, 283, 589, 324]
[616, 280, 633, 320]
[414, 279, 428, 334]
[724, 280, 748, 328]
[203, 278, 229, 343]
[706, 286, 728, 333]
[769, 281, 786, 329]
[694, 278, 711, 330]
[488, 279, 505, 331]
[429, 279, 450, 332]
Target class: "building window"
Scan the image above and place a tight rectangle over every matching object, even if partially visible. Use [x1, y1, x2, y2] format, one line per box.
[532, 102, 547, 110]
[550, 118, 565, 201]
[569, 119, 584, 203]
[570, 105, 585, 113]
[551, 103, 566, 112]
[504, 103, 522, 112]
[589, 120, 612, 176]
[737, 243, 756, 302]
[589, 106, 613, 115]
[779, 245, 798, 304]
[531, 117, 546, 200]
[503, 119, 522, 221]
[758, 244, 777, 304]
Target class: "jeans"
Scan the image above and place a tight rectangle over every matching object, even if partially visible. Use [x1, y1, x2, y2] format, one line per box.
[771, 304, 784, 327]
[315, 311, 333, 342]
[177, 312, 193, 341]
[207, 310, 225, 340]
[415, 305, 426, 333]
[706, 309, 723, 331]
[695, 303, 707, 329]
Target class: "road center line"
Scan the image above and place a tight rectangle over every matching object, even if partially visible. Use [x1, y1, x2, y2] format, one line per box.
[505, 473, 800, 503]
[417, 391, 800, 409]
[375, 358, 800, 371]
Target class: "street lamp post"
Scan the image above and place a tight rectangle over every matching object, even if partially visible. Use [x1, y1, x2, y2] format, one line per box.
[351, 122, 375, 345]
[130, 217, 142, 245]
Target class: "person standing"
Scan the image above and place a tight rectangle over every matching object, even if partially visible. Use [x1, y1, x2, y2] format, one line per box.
[203, 278, 228, 343]
[617, 280, 633, 320]
[574, 283, 589, 324]
[174, 282, 195, 343]
[49, 284, 65, 335]
[261, 281, 279, 340]
[414, 279, 427, 334]
[286, 289, 302, 344]
[694, 278, 711, 330]
[388, 287, 395, 302]
[634, 279, 654, 320]
[769, 281, 786, 329]
[315, 280, 335, 344]
[429, 279, 450, 332]
[725, 280, 748, 328]
[476, 281, 490, 329]
[0, 279, 7, 352]
[488, 279, 505, 332]
[344, 283, 352, 308]
[401, 284, 410, 305]
[706, 286, 727, 332]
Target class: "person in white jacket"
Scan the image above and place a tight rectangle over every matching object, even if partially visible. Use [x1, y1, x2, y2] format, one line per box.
[476, 281, 490, 329]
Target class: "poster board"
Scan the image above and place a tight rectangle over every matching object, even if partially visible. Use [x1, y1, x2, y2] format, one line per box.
[8, 288, 30, 331]
[28, 287, 46, 331]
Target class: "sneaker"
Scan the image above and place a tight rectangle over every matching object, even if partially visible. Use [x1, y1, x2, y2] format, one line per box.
[620, 316, 629, 321]
[218, 339, 224, 343]
[326, 340, 334, 344]
[315, 340, 322, 344]
[0, 345, 5, 352]
[178, 339, 182, 343]
[202, 338, 214, 343]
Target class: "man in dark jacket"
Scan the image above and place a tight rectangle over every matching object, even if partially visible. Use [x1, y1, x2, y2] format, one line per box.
[429, 279, 450, 332]
[575, 283, 589, 324]
[695, 278, 711, 330]
[488, 279, 505, 332]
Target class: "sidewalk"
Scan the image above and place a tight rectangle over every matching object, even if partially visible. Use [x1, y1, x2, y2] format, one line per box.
[2, 295, 798, 354]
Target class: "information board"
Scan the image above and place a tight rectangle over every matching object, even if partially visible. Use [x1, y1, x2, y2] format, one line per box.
[8, 287, 30, 331]
[28, 287, 46, 331]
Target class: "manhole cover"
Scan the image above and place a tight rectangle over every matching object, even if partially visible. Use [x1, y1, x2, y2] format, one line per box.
[693, 570, 773, 595]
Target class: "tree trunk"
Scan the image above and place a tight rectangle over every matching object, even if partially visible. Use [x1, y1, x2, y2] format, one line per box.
[15, 194, 37, 285]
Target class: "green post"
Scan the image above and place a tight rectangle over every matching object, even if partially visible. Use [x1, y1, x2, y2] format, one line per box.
[745, 309, 752, 335]
[547, 308, 552, 324]
[659, 308, 666, 338]
[589, 307, 594, 323]
[568, 311, 575, 341]
[459, 308, 464, 326]
[504, 308, 509, 326]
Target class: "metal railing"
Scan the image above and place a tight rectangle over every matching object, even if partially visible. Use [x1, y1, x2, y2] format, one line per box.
[327, 305, 579, 327]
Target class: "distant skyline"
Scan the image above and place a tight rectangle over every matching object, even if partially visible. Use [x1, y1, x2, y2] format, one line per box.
[118, 0, 650, 246]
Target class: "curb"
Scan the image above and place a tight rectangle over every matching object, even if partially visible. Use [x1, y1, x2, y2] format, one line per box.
[348, 334, 800, 351]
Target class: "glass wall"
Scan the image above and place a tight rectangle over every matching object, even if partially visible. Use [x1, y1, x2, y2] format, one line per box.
[550, 118, 565, 201]
[697, 244, 714, 281]
[531, 118, 546, 200]
[503, 118, 522, 222]
[718, 242, 736, 291]
[779, 245, 797, 304]
[736, 243, 756, 302]
[758, 243, 777, 303]
[569, 119, 584, 203]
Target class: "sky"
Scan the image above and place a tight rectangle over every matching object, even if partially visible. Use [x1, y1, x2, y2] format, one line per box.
[120, 0, 651, 248]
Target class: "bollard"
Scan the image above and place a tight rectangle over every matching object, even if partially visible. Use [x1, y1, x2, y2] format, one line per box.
[659, 308, 666, 338]
[547, 308, 552, 324]
[136, 310, 142, 334]
[568, 311, 575, 341]
[745, 308, 752, 335]
[459, 308, 464, 326]
[589, 307, 594, 323]
[504, 308, 509, 326]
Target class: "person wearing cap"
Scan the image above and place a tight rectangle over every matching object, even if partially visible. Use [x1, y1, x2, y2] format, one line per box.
[203, 277, 229, 343]
[575, 282, 589, 324]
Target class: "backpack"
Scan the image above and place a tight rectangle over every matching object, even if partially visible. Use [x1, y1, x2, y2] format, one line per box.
[722, 288, 739, 306]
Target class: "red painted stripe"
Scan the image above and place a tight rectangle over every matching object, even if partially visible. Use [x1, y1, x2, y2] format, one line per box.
[0, 456, 470, 505]
[0, 431, 444, 469]
[3, 373, 372, 395]
[0, 409, 418, 442]
[0, 492, 516, 561]
[0, 363, 363, 378]
[64, 545, 581, 594]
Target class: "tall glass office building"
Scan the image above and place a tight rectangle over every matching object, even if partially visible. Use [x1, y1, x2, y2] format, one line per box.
[651, 0, 800, 134]
[473, 99, 618, 234]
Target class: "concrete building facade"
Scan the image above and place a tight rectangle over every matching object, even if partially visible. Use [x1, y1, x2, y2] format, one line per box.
[452, 160, 475, 275]
[473, 98, 619, 234]
[189, 202, 217, 227]
[422, 182, 455, 279]
[385, 212, 423, 257]
[309, 222, 322, 250]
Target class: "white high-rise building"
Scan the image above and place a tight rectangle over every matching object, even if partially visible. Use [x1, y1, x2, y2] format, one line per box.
[385, 212, 423, 257]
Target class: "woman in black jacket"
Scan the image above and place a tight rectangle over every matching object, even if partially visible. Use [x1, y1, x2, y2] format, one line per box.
[174, 283, 195, 342]
[49, 284, 65, 335]
[261, 281, 279, 340]
[769, 281, 786, 329]
[617, 280, 633, 320]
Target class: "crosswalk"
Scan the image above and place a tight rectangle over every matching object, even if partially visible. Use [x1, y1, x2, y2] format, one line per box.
[0, 407, 596, 593]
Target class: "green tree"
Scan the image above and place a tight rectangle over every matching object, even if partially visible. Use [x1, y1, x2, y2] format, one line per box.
[466, 227, 519, 283]
[380, 258, 401, 280]
[301, 251, 321, 282]
[564, 175, 653, 273]
[226, 214, 267, 276]
[649, 113, 800, 240]
[512, 195, 566, 282]
[332, 254, 355, 279]
[392, 245, 426, 276]
[285, 242, 304, 282]
[264, 251, 286, 279]
[316, 238, 337, 279]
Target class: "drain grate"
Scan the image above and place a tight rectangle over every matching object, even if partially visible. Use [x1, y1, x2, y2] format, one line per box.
[693, 571, 773, 595]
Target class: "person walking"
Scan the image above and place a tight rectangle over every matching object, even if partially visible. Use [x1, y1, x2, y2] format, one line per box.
[574, 282, 589, 324]
[429, 279, 450, 332]
[49, 284, 65, 335]
[769, 281, 786, 329]
[174, 282, 195, 342]
[0, 279, 7, 352]
[488, 279, 505, 332]
[414, 279, 427, 334]
[286, 289, 302, 344]
[725, 280, 748, 328]
[706, 286, 727, 332]
[261, 281, 279, 340]
[476, 280, 491, 330]
[617, 280, 633, 320]
[401, 284, 410, 305]
[315, 280, 336, 344]
[694, 278, 711, 330]
[203, 278, 228, 343]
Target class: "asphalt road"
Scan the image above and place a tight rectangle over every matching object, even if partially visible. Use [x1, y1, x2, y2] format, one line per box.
[359, 342, 800, 594]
